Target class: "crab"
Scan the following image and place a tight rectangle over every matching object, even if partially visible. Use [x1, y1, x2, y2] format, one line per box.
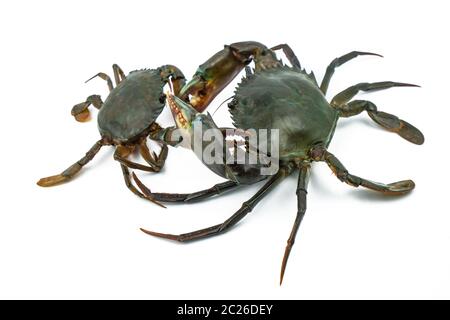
[37, 64, 186, 205]
[135, 42, 424, 284]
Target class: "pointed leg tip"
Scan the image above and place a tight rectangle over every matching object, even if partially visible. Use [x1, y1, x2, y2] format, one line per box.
[140, 228, 180, 241]
[130, 172, 164, 207]
[145, 195, 166, 209]
[363, 52, 384, 58]
[131, 172, 151, 192]
[85, 74, 98, 83]
[140, 227, 158, 236]
[279, 251, 290, 287]
[146, 197, 167, 208]
[399, 82, 421, 88]
[156, 202, 167, 209]
[279, 263, 288, 286]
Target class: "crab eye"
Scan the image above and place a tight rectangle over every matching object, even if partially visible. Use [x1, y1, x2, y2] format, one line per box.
[198, 89, 207, 97]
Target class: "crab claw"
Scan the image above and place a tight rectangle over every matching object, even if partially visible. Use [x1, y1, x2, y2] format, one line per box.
[180, 65, 246, 113]
[180, 42, 271, 112]
[179, 74, 210, 111]
[166, 93, 198, 132]
[166, 93, 239, 183]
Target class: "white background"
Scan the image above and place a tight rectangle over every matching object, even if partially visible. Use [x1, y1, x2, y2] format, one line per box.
[1, 0, 449, 299]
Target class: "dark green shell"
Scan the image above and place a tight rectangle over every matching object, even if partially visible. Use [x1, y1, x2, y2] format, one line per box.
[229, 66, 338, 160]
[98, 69, 165, 143]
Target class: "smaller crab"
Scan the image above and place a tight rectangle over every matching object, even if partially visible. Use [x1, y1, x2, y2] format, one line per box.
[37, 64, 186, 205]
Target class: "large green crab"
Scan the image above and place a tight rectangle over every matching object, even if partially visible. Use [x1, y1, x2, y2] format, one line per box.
[136, 41, 424, 284]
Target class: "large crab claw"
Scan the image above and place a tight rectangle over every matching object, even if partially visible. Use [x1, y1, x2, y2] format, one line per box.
[165, 93, 238, 183]
[180, 41, 279, 112]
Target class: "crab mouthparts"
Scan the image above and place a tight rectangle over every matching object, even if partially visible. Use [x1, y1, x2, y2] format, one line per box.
[166, 93, 188, 128]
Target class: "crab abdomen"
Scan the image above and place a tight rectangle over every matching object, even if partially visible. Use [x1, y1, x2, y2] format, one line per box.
[98, 69, 165, 143]
[230, 67, 338, 159]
